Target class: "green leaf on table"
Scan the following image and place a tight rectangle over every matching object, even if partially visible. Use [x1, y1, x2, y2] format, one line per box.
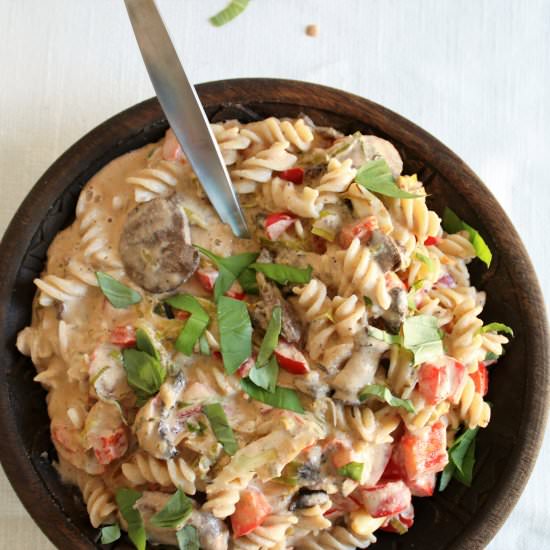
[166, 294, 210, 355]
[337, 461, 364, 481]
[115, 489, 146, 550]
[217, 296, 252, 374]
[135, 327, 160, 360]
[202, 402, 239, 455]
[442, 208, 492, 267]
[150, 488, 193, 529]
[250, 262, 312, 285]
[122, 349, 166, 402]
[240, 378, 304, 413]
[402, 315, 444, 365]
[356, 159, 422, 199]
[96, 272, 141, 309]
[195, 246, 258, 301]
[176, 525, 200, 550]
[209, 0, 249, 27]
[249, 355, 279, 393]
[256, 306, 282, 367]
[359, 384, 415, 413]
[368, 326, 402, 345]
[100, 524, 121, 544]
[480, 322, 514, 337]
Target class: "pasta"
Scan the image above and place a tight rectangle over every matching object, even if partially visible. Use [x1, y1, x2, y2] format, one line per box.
[17, 118, 509, 549]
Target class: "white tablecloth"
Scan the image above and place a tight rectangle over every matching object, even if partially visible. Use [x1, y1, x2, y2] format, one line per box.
[1, 1, 548, 548]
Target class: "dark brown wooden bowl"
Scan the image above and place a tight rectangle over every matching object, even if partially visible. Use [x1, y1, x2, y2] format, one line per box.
[0, 79, 548, 550]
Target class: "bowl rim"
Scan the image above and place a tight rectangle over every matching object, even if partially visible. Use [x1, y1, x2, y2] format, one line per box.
[0, 77, 548, 549]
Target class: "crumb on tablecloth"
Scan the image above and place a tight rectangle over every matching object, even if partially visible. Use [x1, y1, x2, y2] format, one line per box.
[306, 24, 319, 37]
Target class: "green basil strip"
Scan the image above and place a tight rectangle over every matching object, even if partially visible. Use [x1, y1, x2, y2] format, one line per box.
[100, 524, 121, 545]
[238, 267, 259, 294]
[202, 402, 239, 455]
[480, 322, 514, 337]
[115, 489, 146, 550]
[256, 306, 282, 367]
[135, 327, 160, 360]
[368, 326, 402, 345]
[359, 384, 415, 413]
[166, 294, 210, 356]
[199, 334, 211, 356]
[337, 461, 364, 481]
[96, 272, 141, 309]
[356, 159, 422, 199]
[439, 427, 479, 491]
[217, 296, 253, 374]
[364, 296, 373, 306]
[177, 524, 200, 550]
[442, 208, 492, 267]
[150, 488, 193, 529]
[250, 262, 313, 285]
[402, 315, 444, 365]
[438, 462, 455, 492]
[249, 355, 279, 393]
[209, 0, 249, 27]
[240, 378, 304, 413]
[485, 351, 499, 361]
[195, 246, 258, 301]
[122, 349, 166, 401]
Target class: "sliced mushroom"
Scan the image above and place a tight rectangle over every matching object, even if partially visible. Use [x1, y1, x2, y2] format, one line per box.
[119, 195, 199, 293]
[382, 287, 408, 333]
[290, 489, 330, 510]
[189, 509, 229, 550]
[369, 230, 403, 272]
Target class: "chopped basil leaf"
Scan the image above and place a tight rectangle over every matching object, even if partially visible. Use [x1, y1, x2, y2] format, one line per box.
[122, 349, 166, 402]
[177, 524, 200, 550]
[442, 208, 492, 267]
[238, 267, 259, 294]
[209, 0, 249, 27]
[402, 315, 444, 365]
[100, 524, 121, 544]
[187, 420, 206, 434]
[438, 462, 455, 492]
[150, 488, 193, 529]
[240, 378, 304, 413]
[364, 296, 373, 306]
[249, 355, 279, 393]
[480, 322, 514, 337]
[135, 327, 160, 360]
[199, 334, 211, 356]
[250, 262, 312, 285]
[115, 489, 146, 550]
[217, 296, 253, 374]
[96, 272, 141, 309]
[368, 326, 401, 345]
[356, 159, 421, 199]
[485, 351, 499, 361]
[359, 384, 415, 413]
[439, 427, 479, 491]
[256, 306, 282, 368]
[202, 402, 239, 455]
[195, 246, 258, 301]
[166, 294, 209, 355]
[337, 461, 364, 481]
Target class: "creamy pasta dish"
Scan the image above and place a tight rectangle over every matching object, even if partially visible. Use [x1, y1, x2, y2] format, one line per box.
[17, 116, 511, 549]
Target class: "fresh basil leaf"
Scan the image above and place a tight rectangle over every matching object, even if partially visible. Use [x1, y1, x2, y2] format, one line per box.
[150, 488, 193, 529]
[442, 208, 492, 267]
[250, 262, 313, 285]
[439, 462, 455, 492]
[177, 524, 200, 550]
[356, 159, 422, 199]
[402, 315, 444, 365]
[135, 327, 160, 360]
[238, 267, 259, 294]
[209, 0, 249, 27]
[115, 489, 146, 550]
[256, 306, 282, 367]
[195, 246, 258, 301]
[240, 378, 304, 413]
[100, 524, 121, 544]
[337, 461, 364, 481]
[217, 296, 253, 374]
[202, 402, 239, 455]
[485, 351, 499, 361]
[453, 438, 476, 487]
[96, 272, 141, 309]
[249, 355, 279, 393]
[199, 334, 211, 356]
[449, 427, 479, 477]
[480, 322, 514, 337]
[359, 384, 415, 413]
[122, 349, 166, 401]
[368, 326, 401, 345]
[166, 294, 210, 355]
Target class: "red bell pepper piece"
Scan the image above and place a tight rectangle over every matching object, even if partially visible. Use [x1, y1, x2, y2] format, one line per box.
[278, 167, 304, 184]
[231, 489, 272, 538]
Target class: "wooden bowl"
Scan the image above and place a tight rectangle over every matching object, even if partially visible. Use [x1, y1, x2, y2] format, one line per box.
[0, 79, 547, 550]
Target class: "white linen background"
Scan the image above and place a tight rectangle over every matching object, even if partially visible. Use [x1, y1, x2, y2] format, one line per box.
[0, 0, 548, 548]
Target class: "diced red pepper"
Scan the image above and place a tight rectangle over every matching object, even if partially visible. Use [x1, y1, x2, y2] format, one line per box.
[424, 236, 441, 246]
[470, 362, 489, 396]
[231, 489, 272, 538]
[110, 326, 137, 348]
[278, 167, 304, 185]
[174, 309, 190, 321]
[324, 493, 361, 519]
[417, 357, 466, 405]
[236, 357, 255, 378]
[93, 427, 128, 465]
[274, 341, 310, 374]
[225, 280, 246, 301]
[357, 480, 412, 518]
[406, 472, 436, 497]
[264, 212, 296, 241]
[380, 503, 415, 533]
[196, 267, 218, 293]
[213, 350, 223, 361]
[339, 216, 378, 249]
